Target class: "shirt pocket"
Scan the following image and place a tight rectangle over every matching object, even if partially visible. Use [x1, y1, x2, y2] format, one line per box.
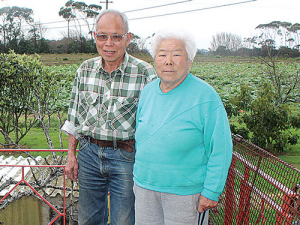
[78, 91, 99, 128]
[111, 97, 138, 131]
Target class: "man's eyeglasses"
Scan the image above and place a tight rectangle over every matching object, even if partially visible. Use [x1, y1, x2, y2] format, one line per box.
[94, 33, 128, 42]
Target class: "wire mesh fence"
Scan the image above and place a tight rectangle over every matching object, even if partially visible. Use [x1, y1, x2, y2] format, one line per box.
[210, 134, 300, 225]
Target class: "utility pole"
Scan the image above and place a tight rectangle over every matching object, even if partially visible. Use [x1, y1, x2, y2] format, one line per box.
[100, 0, 113, 9]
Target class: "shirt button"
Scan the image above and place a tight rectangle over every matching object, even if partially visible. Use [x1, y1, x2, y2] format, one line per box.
[82, 126, 89, 132]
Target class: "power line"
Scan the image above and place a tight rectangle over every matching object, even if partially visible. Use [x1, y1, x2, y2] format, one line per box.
[22, 0, 257, 32]
[26, 0, 192, 27]
[129, 0, 257, 20]
[22, 17, 94, 28]
[31, 20, 66, 25]
[23, 23, 94, 31]
[22, 0, 193, 30]
[123, 0, 192, 13]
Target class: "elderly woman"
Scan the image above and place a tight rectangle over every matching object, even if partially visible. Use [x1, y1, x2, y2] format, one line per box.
[133, 29, 233, 225]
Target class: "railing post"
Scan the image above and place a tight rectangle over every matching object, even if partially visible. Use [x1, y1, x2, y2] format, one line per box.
[237, 166, 250, 224]
[224, 157, 236, 225]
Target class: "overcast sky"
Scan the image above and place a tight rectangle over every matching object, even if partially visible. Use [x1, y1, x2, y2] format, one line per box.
[0, 0, 299, 49]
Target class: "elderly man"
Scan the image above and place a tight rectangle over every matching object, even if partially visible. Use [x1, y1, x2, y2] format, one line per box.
[133, 29, 233, 225]
[61, 9, 156, 225]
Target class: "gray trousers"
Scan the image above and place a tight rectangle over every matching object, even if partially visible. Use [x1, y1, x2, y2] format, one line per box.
[134, 184, 209, 225]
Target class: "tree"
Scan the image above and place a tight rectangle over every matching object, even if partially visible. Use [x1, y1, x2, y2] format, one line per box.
[0, 7, 10, 51]
[38, 38, 51, 53]
[257, 38, 300, 104]
[254, 21, 300, 50]
[27, 20, 48, 52]
[278, 46, 299, 58]
[59, 1, 102, 53]
[32, 20, 48, 40]
[0, 51, 71, 148]
[215, 46, 232, 56]
[289, 23, 300, 49]
[0, 50, 38, 147]
[59, 2, 76, 53]
[0, 6, 34, 52]
[18, 38, 35, 54]
[127, 34, 149, 54]
[230, 83, 299, 153]
[210, 32, 242, 52]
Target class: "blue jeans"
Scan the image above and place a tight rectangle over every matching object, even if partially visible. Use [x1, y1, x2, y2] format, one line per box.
[78, 137, 135, 225]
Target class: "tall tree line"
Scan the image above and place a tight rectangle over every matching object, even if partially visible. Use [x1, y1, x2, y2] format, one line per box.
[0, 1, 102, 54]
[210, 21, 300, 57]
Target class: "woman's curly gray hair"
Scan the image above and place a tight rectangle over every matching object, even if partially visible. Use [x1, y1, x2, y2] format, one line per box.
[149, 29, 197, 61]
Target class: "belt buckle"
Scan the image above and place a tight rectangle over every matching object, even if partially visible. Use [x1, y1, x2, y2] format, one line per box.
[113, 140, 117, 150]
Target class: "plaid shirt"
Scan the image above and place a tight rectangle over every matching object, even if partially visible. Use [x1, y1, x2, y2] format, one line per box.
[61, 52, 156, 141]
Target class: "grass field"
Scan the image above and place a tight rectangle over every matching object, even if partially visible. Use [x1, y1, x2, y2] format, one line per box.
[34, 53, 264, 65]
[1, 53, 300, 169]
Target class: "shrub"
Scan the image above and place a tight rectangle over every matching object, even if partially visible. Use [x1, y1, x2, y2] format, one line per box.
[230, 83, 299, 153]
[0, 50, 68, 148]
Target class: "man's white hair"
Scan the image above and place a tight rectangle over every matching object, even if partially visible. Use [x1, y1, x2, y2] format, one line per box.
[94, 9, 129, 33]
[149, 29, 197, 61]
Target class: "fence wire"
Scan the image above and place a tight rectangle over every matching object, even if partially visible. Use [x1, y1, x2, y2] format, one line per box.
[210, 134, 300, 225]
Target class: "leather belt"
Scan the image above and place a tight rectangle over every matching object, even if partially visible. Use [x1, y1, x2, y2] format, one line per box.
[84, 136, 135, 153]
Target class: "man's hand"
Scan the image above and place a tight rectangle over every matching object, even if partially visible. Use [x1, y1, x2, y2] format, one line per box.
[198, 195, 218, 213]
[66, 154, 78, 182]
[66, 134, 79, 182]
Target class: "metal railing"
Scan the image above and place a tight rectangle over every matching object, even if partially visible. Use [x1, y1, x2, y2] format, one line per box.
[210, 135, 300, 225]
[0, 149, 70, 225]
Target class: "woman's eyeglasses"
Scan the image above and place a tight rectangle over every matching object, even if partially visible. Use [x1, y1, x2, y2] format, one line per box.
[94, 33, 127, 42]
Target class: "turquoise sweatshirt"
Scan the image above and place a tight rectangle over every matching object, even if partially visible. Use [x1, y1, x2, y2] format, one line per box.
[133, 73, 233, 201]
